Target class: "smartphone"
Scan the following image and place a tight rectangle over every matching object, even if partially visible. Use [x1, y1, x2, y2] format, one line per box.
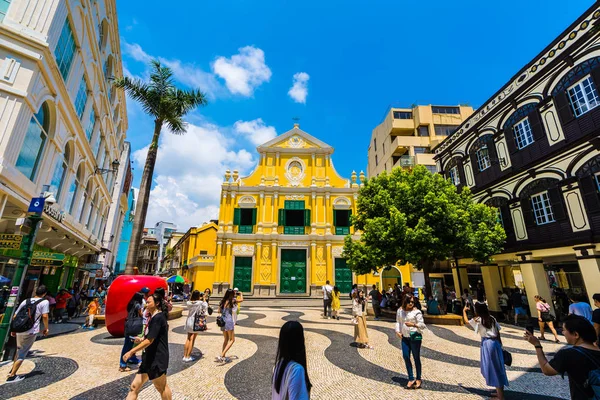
[525, 325, 534, 335]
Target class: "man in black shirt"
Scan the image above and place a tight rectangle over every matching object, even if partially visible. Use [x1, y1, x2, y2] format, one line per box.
[593, 293, 600, 346]
[123, 294, 171, 400]
[511, 289, 527, 325]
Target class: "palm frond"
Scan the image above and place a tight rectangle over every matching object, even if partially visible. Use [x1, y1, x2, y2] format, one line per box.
[164, 115, 187, 135]
[113, 76, 159, 117]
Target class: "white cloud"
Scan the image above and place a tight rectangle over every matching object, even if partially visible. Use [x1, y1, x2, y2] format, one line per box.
[132, 121, 257, 230]
[233, 118, 277, 146]
[288, 72, 310, 104]
[121, 42, 271, 99]
[212, 46, 272, 96]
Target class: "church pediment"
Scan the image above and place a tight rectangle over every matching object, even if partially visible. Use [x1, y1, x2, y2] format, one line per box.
[257, 124, 333, 154]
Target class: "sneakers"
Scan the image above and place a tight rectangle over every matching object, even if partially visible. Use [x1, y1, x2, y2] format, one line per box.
[182, 357, 194, 362]
[351, 318, 358, 325]
[327, 317, 331, 320]
[5, 375, 24, 384]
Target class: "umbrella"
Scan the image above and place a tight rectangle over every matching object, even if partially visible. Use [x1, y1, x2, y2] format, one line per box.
[166, 275, 188, 284]
[0, 276, 10, 285]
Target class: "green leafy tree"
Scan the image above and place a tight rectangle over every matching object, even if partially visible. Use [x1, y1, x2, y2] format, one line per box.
[343, 165, 506, 296]
[114, 60, 207, 275]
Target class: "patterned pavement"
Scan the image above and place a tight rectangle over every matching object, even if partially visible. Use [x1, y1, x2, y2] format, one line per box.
[0, 305, 570, 400]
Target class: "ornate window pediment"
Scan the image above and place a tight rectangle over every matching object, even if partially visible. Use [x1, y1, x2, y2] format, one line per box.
[285, 157, 306, 187]
[333, 196, 351, 210]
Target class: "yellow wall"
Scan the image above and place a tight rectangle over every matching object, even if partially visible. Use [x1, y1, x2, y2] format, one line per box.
[173, 223, 218, 292]
[214, 125, 369, 296]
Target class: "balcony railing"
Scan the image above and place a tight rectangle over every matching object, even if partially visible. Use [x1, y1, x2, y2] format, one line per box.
[283, 226, 306, 235]
[335, 226, 350, 235]
[237, 225, 254, 234]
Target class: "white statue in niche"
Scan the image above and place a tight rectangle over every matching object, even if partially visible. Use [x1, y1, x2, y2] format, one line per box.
[285, 158, 306, 186]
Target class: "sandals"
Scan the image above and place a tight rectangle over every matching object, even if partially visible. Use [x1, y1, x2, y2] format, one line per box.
[554, 339, 560, 343]
[405, 380, 416, 389]
[118, 367, 132, 372]
[415, 380, 422, 389]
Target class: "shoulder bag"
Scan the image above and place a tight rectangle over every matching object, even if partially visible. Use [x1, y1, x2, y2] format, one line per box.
[193, 308, 207, 332]
[540, 303, 555, 322]
[493, 318, 512, 366]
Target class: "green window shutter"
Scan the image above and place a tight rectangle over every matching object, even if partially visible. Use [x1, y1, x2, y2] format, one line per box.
[304, 209, 311, 226]
[233, 208, 241, 226]
[251, 208, 257, 225]
[285, 200, 305, 210]
[333, 210, 337, 226]
[278, 209, 286, 226]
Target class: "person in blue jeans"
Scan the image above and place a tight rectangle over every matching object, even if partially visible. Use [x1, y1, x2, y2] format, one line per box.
[120, 292, 144, 372]
[395, 294, 426, 389]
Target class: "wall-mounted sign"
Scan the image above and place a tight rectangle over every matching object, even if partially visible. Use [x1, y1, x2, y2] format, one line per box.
[0, 234, 22, 250]
[28, 197, 45, 213]
[43, 203, 63, 223]
[32, 251, 65, 261]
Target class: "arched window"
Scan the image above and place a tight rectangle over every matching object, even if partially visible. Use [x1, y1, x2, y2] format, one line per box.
[469, 135, 496, 172]
[79, 181, 92, 223]
[552, 57, 600, 125]
[16, 103, 49, 180]
[87, 192, 98, 230]
[576, 154, 600, 214]
[65, 164, 84, 214]
[49, 145, 69, 200]
[445, 157, 463, 186]
[503, 103, 544, 151]
[520, 178, 565, 227]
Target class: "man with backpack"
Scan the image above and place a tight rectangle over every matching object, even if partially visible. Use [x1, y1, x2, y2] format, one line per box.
[6, 285, 49, 383]
[322, 280, 333, 319]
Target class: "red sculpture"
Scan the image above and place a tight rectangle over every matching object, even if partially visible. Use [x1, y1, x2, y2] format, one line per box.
[105, 275, 167, 337]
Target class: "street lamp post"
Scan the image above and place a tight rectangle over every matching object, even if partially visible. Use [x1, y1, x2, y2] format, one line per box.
[0, 187, 55, 356]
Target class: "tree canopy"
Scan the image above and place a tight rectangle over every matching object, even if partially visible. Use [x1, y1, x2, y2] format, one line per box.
[343, 166, 506, 293]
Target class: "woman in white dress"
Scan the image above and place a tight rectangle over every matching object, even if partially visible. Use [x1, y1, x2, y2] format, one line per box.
[183, 290, 208, 362]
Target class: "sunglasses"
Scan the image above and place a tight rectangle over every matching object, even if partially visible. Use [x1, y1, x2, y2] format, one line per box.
[408, 301, 415, 305]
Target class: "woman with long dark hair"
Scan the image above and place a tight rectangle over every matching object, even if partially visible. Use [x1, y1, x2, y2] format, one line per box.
[352, 289, 373, 349]
[216, 288, 236, 363]
[119, 292, 144, 372]
[123, 293, 171, 400]
[463, 302, 508, 400]
[526, 314, 600, 400]
[396, 294, 426, 389]
[183, 290, 208, 362]
[331, 286, 341, 320]
[272, 321, 311, 399]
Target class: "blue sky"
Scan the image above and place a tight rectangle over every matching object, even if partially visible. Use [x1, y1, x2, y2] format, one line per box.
[116, 0, 593, 231]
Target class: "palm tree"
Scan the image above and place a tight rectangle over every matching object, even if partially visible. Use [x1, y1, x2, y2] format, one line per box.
[114, 60, 207, 274]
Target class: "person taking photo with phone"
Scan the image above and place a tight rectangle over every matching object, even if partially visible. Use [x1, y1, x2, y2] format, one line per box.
[525, 314, 600, 400]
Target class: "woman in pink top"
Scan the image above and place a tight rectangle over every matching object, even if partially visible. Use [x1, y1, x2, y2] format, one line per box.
[534, 295, 560, 343]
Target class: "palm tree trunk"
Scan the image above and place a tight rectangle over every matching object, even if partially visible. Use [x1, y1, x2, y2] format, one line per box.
[124, 120, 162, 274]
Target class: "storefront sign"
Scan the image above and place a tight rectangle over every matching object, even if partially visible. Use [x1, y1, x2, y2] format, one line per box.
[43, 266, 50, 274]
[43, 203, 63, 223]
[0, 234, 22, 250]
[32, 251, 65, 261]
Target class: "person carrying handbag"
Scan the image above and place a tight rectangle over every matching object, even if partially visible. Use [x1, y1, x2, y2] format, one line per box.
[183, 290, 208, 362]
[396, 294, 426, 390]
[534, 295, 560, 343]
[463, 301, 509, 400]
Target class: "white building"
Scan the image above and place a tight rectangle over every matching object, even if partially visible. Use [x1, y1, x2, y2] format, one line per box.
[154, 221, 177, 275]
[0, 0, 128, 294]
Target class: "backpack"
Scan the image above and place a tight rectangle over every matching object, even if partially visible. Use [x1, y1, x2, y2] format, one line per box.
[11, 298, 44, 333]
[124, 305, 143, 337]
[574, 346, 600, 399]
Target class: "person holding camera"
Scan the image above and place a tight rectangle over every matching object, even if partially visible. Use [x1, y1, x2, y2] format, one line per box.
[216, 289, 236, 363]
[462, 302, 509, 400]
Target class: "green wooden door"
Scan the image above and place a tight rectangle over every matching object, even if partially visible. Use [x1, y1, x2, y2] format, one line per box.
[335, 258, 353, 294]
[233, 256, 252, 293]
[280, 249, 306, 293]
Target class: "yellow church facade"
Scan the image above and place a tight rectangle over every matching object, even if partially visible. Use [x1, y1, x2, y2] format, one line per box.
[212, 125, 413, 297]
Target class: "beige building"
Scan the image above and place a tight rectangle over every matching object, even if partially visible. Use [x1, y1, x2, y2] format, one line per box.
[0, 1, 128, 293]
[367, 105, 473, 177]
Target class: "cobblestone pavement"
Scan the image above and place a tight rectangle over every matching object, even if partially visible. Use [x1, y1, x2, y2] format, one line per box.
[0, 305, 570, 400]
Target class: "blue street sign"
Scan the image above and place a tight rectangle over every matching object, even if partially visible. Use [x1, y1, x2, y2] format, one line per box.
[28, 197, 45, 213]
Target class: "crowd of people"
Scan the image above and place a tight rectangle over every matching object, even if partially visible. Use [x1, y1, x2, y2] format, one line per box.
[5, 279, 600, 400]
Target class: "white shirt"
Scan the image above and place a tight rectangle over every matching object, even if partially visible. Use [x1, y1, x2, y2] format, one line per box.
[469, 317, 501, 339]
[272, 360, 309, 400]
[498, 294, 509, 307]
[395, 308, 426, 337]
[187, 300, 208, 317]
[14, 297, 49, 335]
[322, 284, 333, 300]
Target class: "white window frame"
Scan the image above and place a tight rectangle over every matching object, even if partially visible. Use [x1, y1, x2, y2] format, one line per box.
[449, 166, 460, 186]
[513, 117, 534, 150]
[568, 75, 600, 117]
[476, 146, 491, 171]
[594, 172, 600, 191]
[531, 191, 555, 225]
